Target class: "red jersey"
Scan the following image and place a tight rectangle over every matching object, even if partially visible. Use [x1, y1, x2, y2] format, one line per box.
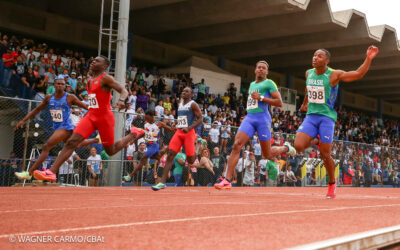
[87, 73, 111, 112]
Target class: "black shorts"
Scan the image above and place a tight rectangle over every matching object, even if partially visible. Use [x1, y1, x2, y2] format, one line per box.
[90, 174, 100, 180]
[260, 174, 266, 182]
[157, 167, 164, 178]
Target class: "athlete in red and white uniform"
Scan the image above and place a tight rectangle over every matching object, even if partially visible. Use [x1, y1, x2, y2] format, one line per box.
[152, 87, 203, 190]
[34, 56, 141, 181]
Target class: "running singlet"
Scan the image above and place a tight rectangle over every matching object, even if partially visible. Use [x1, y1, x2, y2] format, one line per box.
[87, 73, 111, 112]
[144, 122, 160, 143]
[306, 68, 338, 122]
[246, 79, 278, 118]
[176, 100, 195, 129]
[48, 92, 74, 130]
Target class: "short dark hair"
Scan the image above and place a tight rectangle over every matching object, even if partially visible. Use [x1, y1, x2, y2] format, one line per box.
[99, 55, 110, 66]
[256, 60, 269, 68]
[318, 49, 331, 60]
[145, 110, 155, 116]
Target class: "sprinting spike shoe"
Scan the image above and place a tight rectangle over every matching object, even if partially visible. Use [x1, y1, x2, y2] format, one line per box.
[214, 178, 232, 190]
[284, 142, 297, 156]
[326, 183, 336, 199]
[33, 169, 56, 182]
[15, 171, 32, 180]
[122, 175, 132, 182]
[151, 182, 166, 191]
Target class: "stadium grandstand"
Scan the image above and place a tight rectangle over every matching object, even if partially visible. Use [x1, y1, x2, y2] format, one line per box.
[1, 0, 400, 249]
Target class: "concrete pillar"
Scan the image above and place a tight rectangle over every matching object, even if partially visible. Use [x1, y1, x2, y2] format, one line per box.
[108, 0, 130, 186]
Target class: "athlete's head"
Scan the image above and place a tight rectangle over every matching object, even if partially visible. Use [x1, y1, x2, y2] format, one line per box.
[312, 49, 330, 68]
[54, 78, 66, 93]
[181, 87, 193, 100]
[255, 60, 269, 81]
[145, 110, 155, 123]
[89, 55, 110, 72]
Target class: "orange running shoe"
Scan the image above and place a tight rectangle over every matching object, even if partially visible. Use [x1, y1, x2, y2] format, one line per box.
[34, 169, 56, 182]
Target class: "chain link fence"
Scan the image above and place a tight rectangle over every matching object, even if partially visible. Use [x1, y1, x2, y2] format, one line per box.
[0, 96, 399, 188]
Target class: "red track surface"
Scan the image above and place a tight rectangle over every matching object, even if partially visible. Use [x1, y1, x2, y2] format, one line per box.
[1, 187, 400, 249]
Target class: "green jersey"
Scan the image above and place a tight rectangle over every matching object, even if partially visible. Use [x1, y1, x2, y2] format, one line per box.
[266, 160, 278, 180]
[173, 153, 186, 175]
[246, 79, 278, 115]
[306, 68, 338, 121]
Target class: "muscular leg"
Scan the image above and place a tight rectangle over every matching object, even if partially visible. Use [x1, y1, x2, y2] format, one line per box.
[160, 149, 178, 183]
[49, 133, 85, 173]
[319, 142, 335, 184]
[129, 155, 149, 177]
[294, 132, 318, 153]
[28, 129, 71, 175]
[103, 133, 137, 156]
[225, 132, 250, 181]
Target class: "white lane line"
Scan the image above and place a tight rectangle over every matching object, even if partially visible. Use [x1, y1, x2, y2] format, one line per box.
[1, 203, 400, 239]
[287, 224, 400, 250]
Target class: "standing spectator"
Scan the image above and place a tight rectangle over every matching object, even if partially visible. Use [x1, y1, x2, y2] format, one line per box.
[155, 100, 164, 117]
[37, 57, 46, 77]
[234, 152, 246, 187]
[362, 160, 374, 187]
[209, 122, 220, 151]
[173, 150, 186, 187]
[26, 54, 37, 69]
[258, 158, 268, 187]
[87, 147, 102, 186]
[266, 157, 278, 187]
[136, 89, 149, 111]
[68, 72, 78, 91]
[343, 161, 355, 185]
[128, 90, 137, 112]
[70, 108, 82, 127]
[2, 47, 17, 68]
[243, 152, 256, 187]
[211, 147, 226, 184]
[132, 142, 147, 186]
[12, 56, 26, 77]
[198, 148, 215, 186]
[33, 76, 47, 102]
[196, 79, 206, 102]
[20, 67, 36, 98]
[163, 97, 172, 115]
[75, 76, 86, 99]
[220, 120, 231, 154]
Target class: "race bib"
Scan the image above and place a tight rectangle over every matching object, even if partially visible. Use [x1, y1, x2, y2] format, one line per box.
[88, 94, 99, 108]
[247, 96, 258, 110]
[307, 86, 325, 104]
[50, 109, 63, 122]
[176, 116, 188, 129]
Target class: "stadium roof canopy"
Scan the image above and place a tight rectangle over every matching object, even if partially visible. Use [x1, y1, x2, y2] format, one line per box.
[18, 0, 400, 104]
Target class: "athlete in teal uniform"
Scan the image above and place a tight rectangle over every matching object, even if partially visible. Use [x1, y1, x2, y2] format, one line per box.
[215, 60, 296, 190]
[295, 46, 379, 199]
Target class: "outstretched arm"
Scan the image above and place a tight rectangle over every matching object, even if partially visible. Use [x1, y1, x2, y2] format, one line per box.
[15, 95, 51, 130]
[330, 45, 379, 86]
[158, 121, 176, 132]
[68, 94, 89, 110]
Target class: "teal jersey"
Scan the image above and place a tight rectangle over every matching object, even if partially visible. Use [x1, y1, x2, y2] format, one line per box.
[246, 79, 278, 115]
[306, 68, 338, 122]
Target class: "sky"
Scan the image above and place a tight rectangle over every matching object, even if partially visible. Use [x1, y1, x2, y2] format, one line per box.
[330, 0, 400, 33]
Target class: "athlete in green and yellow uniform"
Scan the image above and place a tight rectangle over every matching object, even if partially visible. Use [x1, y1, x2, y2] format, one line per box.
[295, 46, 379, 199]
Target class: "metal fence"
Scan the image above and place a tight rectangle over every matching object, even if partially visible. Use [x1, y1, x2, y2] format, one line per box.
[0, 96, 399, 188]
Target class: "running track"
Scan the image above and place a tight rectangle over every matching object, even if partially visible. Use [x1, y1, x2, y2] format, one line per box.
[1, 187, 400, 249]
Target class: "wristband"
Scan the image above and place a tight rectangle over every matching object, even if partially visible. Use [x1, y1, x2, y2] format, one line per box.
[259, 95, 265, 101]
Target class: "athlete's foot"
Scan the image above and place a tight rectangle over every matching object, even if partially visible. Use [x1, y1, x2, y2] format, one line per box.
[214, 178, 232, 190]
[284, 142, 297, 156]
[33, 169, 56, 182]
[122, 175, 132, 182]
[151, 182, 166, 191]
[326, 183, 336, 199]
[15, 171, 32, 180]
